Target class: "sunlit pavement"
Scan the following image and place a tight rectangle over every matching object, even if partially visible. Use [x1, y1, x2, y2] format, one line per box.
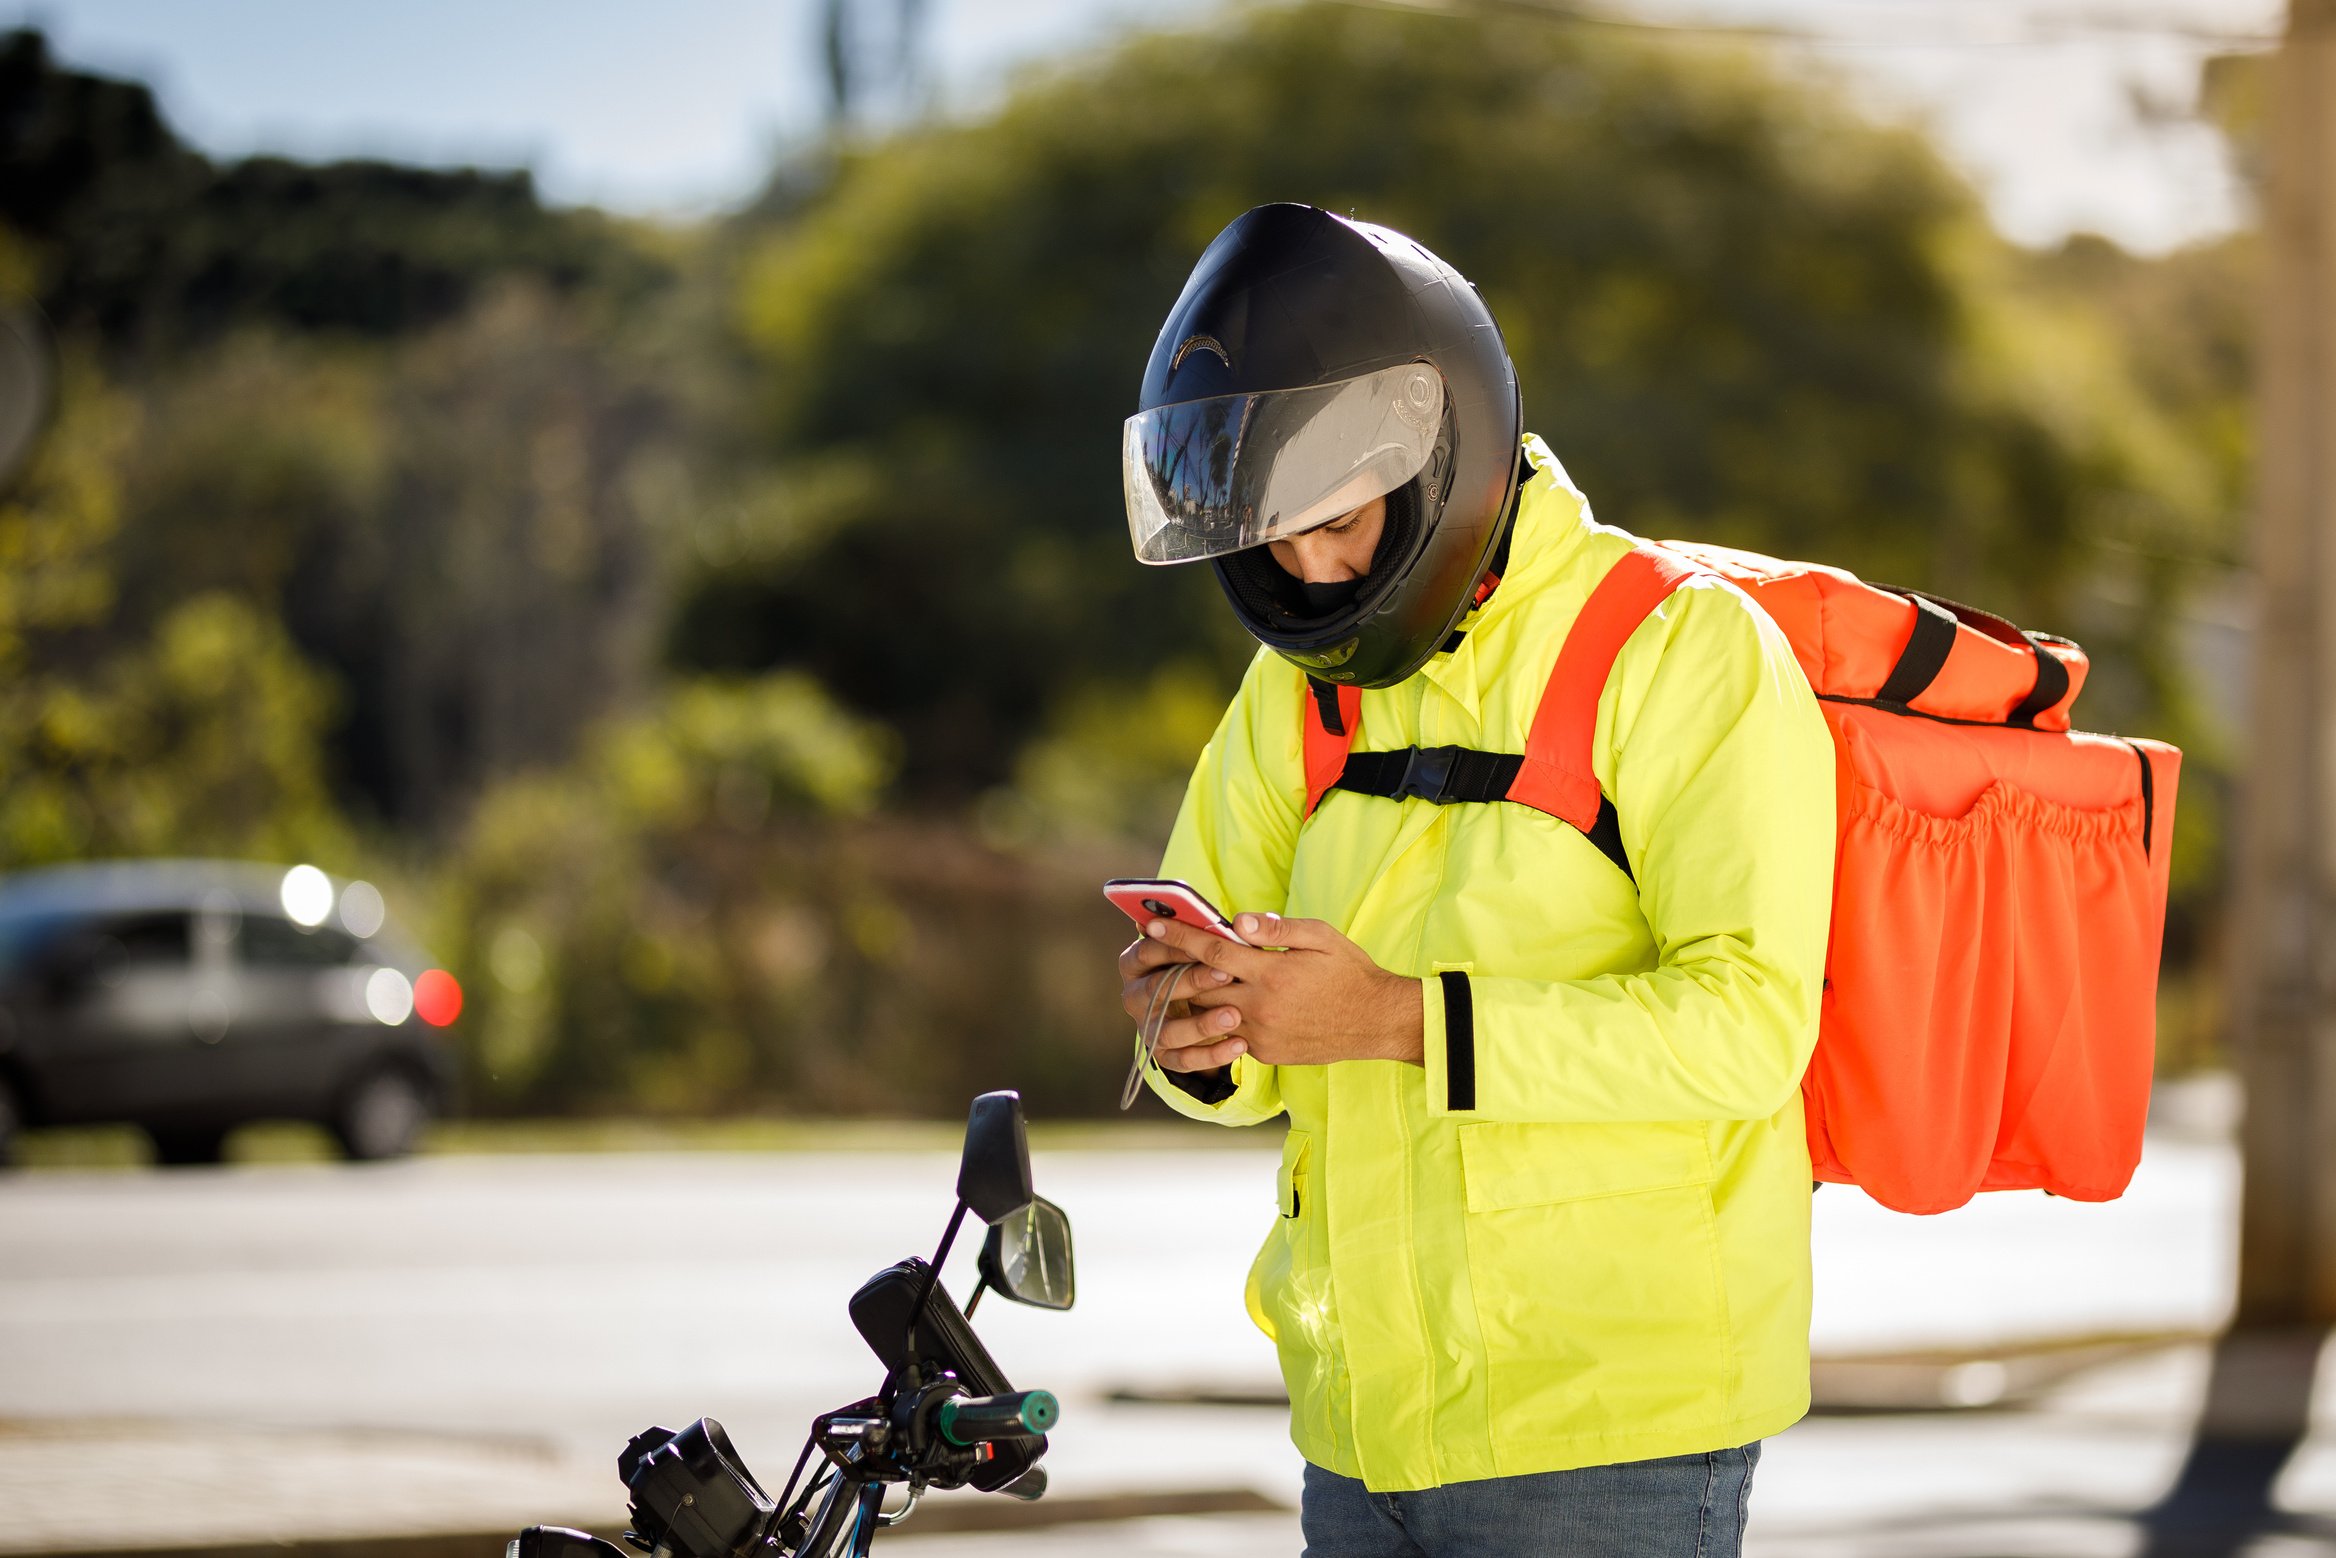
[4, 1103, 2331, 1556]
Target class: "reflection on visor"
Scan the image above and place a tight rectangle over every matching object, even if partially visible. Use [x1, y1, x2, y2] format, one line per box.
[1122, 362, 1444, 565]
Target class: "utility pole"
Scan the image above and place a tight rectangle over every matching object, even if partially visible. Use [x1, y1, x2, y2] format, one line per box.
[2233, 0, 2336, 1327]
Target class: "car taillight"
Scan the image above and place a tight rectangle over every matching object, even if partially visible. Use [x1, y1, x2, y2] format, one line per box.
[415, 968, 463, 1027]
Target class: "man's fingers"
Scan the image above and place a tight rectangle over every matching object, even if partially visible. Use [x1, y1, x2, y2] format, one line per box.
[1121, 960, 1221, 1022]
[1120, 971, 1174, 1022]
[1157, 1033, 1248, 1073]
[1157, 1001, 1244, 1044]
[1183, 981, 1243, 1011]
[1235, 912, 1341, 951]
[1146, 916, 1273, 977]
[1150, 1004, 1243, 1053]
[1118, 935, 1193, 980]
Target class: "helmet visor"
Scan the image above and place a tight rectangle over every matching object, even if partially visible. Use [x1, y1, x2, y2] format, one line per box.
[1122, 362, 1445, 565]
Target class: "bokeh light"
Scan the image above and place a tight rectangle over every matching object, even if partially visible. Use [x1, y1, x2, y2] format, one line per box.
[279, 864, 334, 928]
[363, 966, 414, 1025]
[338, 879, 387, 939]
[414, 968, 463, 1027]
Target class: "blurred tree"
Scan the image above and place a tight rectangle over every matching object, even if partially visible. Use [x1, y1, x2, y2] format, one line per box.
[437, 667, 1153, 1118]
[437, 671, 898, 1110]
[712, 1, 2222, 804]
[0, 369, 351, 867]
[0, 8, 2254, 1115]
[303, 284, 687, 827]
[84, 283, 696, 831]
[0, 28, 668, 355]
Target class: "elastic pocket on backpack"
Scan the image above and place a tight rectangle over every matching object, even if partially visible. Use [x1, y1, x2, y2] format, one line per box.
[1819, 771, 2162, 1211]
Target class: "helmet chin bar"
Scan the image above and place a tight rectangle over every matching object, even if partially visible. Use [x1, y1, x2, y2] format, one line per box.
[1214, 476, 1427, 644]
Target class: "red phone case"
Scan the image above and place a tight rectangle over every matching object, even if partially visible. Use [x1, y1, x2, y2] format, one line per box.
[1103, 878, 1249, 944]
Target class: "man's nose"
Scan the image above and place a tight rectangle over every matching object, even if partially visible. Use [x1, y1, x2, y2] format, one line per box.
[1289, 536, 1357, 582]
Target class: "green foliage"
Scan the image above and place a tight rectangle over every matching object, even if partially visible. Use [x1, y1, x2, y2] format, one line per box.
[71, 282, 699, 830]
[0, 374, 351, 867]
[986, 662, 1235, 847]
[434, 668, 1159, 1119]
[0, 10, 2258, 1113]
[712, 1, 2219, 809]
[113, 334, 389, 617]
[436, 673, 898, 1111]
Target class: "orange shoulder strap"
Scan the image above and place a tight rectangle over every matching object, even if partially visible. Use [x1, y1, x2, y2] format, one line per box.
[1302, 677, 1364, 817]
[1505, 546, 1700, 832]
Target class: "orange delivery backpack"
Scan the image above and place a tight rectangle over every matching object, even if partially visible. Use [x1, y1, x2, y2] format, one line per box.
[1299, 541, 2178, 1215]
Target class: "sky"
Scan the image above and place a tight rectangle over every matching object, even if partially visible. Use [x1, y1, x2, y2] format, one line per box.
[0, 0, 2281, 254]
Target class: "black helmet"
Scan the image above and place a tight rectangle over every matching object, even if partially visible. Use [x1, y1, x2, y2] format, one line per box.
[1122, 204, 1523, 688]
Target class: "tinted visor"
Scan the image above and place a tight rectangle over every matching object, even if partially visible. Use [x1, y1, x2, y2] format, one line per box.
[1123, 363, 1445, 565]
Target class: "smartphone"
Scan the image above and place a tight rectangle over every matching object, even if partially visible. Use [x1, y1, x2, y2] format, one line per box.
[1103, 877, 1250, 945]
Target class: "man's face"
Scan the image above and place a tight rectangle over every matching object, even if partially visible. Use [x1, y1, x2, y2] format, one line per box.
[1267, 493, 1386, 582]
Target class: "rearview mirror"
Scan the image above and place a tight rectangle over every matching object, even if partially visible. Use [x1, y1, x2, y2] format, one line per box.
[978, 1196, 1075, 1310]
[957, 1090, 1033, 1225]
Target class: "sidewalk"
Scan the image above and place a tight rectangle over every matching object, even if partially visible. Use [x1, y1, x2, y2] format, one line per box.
[17, 1338, 2336, 1558]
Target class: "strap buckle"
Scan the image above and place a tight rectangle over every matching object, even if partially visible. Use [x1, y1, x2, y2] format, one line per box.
[1395, 745, 1463, 804]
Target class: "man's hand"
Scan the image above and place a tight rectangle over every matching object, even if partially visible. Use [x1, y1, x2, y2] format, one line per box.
[1117, 913, 1423, 1074]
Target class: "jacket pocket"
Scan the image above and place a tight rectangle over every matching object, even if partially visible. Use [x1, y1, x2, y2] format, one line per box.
[1247, 1128, 1314, 1339]
[1248, 1129, 1338, 1451]
[1278, 1127, 1313, 1218]
[1458, 1119, 1712, 1211]
[1456, 1120, 1733, 1461]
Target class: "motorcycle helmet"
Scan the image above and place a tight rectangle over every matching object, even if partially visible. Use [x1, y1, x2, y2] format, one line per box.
[1122, 204, 1523, 687]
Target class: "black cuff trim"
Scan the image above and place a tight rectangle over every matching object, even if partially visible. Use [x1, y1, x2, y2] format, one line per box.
[1165, 1064, 1239, 1105]
[1440, 970, 1476, 1112]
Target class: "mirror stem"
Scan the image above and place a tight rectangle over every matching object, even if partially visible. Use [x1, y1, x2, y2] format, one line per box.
[903, 1200, 970, 1356]
[964, 1278, 988, 1319]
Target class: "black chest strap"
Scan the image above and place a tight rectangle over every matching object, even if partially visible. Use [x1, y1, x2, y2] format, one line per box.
[1332, 746, 1633, 881]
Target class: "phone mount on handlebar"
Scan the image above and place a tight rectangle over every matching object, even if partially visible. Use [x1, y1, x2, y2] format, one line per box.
[511, 1091, 1077, 1558]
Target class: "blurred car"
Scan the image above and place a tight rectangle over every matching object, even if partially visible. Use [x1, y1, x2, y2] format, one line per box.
[0, 860, 460, 1165]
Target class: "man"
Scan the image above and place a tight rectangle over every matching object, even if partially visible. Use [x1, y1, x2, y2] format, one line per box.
[1115, 204, 1836, 1556]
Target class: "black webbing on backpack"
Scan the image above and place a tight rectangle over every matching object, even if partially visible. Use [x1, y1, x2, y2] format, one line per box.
[1581, 795, 1629, 878]
[1307, 676, 1349, 737]
[1331, 746, 1634, 881]
[1875, 593, 1959, 705]
[2123, 738, 2155, 860]
[2008, 636, 2072, 729]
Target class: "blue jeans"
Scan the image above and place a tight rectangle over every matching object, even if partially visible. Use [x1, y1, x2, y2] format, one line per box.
[1300, 1443, 1761, 1557]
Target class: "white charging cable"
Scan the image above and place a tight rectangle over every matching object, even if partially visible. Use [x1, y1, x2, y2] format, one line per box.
[1119, 961, 1196, 1111]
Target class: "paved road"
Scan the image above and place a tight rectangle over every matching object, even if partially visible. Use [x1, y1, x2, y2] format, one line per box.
[5, 1126, 2330, 1555]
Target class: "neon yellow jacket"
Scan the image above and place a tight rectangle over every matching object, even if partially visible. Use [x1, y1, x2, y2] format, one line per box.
[1145, 436, 1836, 1492]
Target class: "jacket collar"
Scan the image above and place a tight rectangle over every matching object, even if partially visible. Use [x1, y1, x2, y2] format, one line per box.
[1415, 434, 1593, 721]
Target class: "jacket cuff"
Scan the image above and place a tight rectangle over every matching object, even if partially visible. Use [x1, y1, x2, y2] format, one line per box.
[1145, 1050, 1275, 1125]
[1164, 1063, 1238, 1105]
[1422, 969, 1478, 1117]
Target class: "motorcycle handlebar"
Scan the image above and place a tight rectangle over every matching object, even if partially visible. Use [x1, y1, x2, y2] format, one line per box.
[935, 1389, 1059, 1447]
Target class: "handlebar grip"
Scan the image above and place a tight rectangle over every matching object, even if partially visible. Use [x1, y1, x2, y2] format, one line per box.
[936, 1389, 1060, 1446]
